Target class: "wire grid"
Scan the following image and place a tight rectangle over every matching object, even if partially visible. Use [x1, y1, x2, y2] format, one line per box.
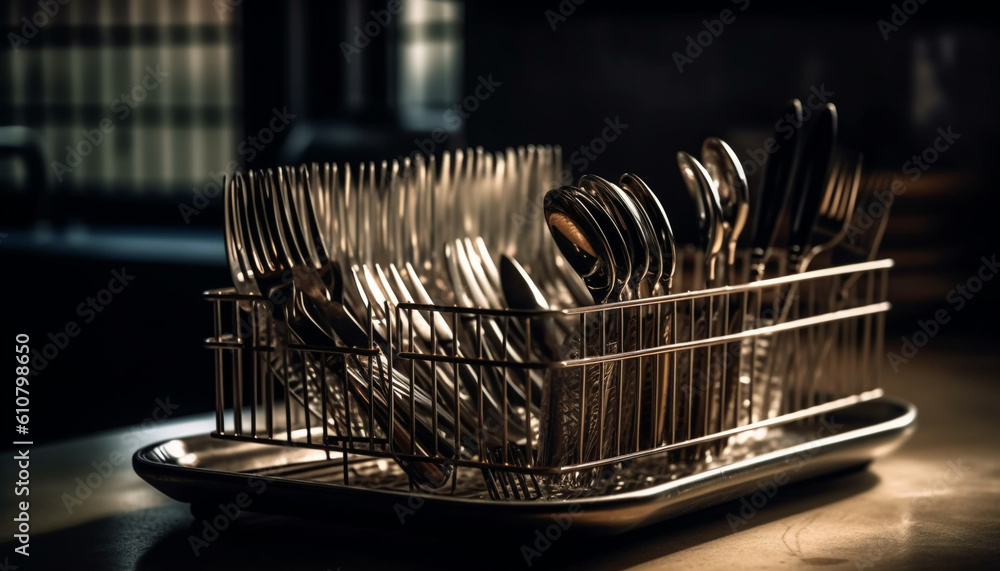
[205, 258, 892, 492]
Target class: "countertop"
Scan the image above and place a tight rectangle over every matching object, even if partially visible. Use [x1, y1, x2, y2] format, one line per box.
[2, 341, 998, 570]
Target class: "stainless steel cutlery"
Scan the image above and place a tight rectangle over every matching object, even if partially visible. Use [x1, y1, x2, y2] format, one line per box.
[217, 104, 890, 500]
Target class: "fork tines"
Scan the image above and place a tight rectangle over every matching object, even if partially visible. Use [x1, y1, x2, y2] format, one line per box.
[808, 150, 863, 263]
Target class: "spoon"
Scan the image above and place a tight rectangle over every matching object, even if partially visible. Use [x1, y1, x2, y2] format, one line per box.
[499, 254, 568, 358]
[701, 137, 749, 283]
[578, 174, 655, 297]
[543, 186, 632, 304]
[499, 254, 562, 428]
[700, 139, 751, 446]
[540, 185, 635, 466]
[676, 152, 729, 460]
[578, 173, 662, 454]
[501, 254, 550, 313]
[677, 151, 725, 286]
[618, 173, 676, 295]
[617, 172, 677, 448]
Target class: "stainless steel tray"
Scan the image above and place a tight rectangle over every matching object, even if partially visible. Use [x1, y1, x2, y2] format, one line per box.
[133, 396, 915, 535]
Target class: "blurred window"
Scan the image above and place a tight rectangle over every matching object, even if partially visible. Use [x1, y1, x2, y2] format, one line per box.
[396, 0, 462, 132]
[1, 0, 242, 196]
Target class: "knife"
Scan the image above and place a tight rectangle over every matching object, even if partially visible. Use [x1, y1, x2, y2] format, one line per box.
[748, 99, 804, 282]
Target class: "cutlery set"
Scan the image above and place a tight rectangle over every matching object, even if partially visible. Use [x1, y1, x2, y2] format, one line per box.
[193, 100, 900, 504]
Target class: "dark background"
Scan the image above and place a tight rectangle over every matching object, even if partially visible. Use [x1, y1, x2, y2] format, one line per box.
[2, 0, 997, 445]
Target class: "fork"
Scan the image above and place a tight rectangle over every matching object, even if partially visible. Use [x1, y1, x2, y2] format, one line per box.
[255, 166, 456, 487]
[347, 159, 521, 453]
[749, 150, 861, 424]
[233, 167, 365, 440]
[760, 154, 865, 413]
[447, 238, 542, 413]
[353, 263, 503, 450]
[480, 443, 542, 500]
[816, 170, 894, 395]
[831, 171, 892, 270]
[797, 152, 864, 274]
[321, 160, 537, 471]
[371, 259, 547, 505]
[343, 160, 541, 498]
[788, 152, 863, 410]
[229, 169, 329, 438]
[223, 172, 276, 437]
[447, 242, 542, 500]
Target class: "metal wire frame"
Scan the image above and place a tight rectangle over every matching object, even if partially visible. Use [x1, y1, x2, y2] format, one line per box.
[204, 258, 892, 489]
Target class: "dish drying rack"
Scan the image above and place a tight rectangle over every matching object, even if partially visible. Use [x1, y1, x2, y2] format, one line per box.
[203, 253, 892, 500]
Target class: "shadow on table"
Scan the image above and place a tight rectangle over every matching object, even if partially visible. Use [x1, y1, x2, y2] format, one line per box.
[125, 466, 878, 570]
[1, 467, 876, 570]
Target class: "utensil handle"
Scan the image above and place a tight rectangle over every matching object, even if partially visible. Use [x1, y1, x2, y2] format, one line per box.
[749, 99, 804, 277]
[787, 103, 838, 269]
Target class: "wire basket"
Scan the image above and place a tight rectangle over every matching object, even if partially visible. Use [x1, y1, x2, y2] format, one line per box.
[204, 254, 891, 498]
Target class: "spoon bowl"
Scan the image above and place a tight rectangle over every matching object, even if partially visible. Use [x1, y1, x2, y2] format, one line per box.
[544, 186, 631, 304]
[701, 138, 750, 262]
[619, 173, 676, 294]
[578, 174, 655, 294]
[677, 151, 725, 284]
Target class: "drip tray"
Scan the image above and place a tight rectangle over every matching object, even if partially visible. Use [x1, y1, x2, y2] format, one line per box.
[133, 396, 916, 535]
